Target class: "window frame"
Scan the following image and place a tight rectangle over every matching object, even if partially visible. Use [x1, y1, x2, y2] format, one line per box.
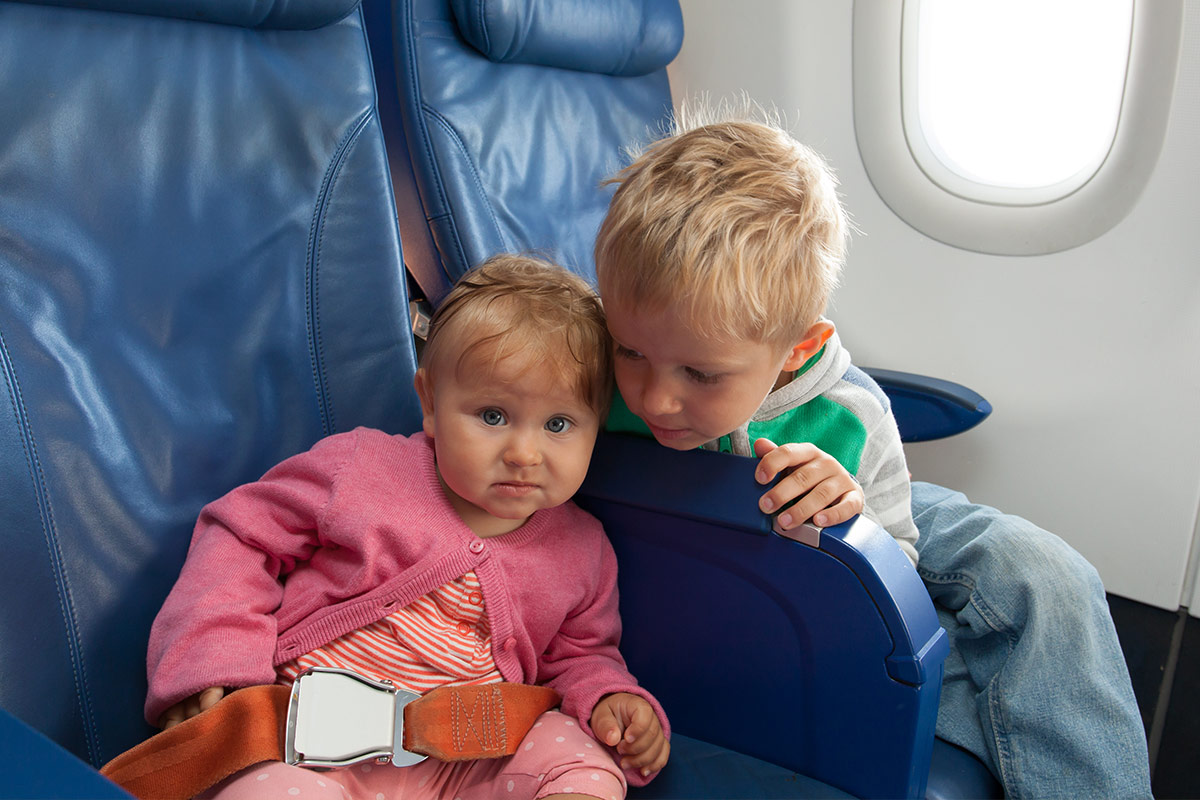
[853, 0, 1182, 255]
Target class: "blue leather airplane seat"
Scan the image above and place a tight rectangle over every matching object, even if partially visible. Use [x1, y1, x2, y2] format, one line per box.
[0, 0, 996, 797]
[372, 0, 678, 304]
[365, 1, 995, 797]
[0, 0, 420, 790]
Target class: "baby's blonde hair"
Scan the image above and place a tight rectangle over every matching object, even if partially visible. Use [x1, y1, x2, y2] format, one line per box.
[421, 254, 612, 417]
[595, 108, 847, 349]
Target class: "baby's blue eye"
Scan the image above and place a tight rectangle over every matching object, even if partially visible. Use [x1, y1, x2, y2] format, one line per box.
[481, 408, 506, 426]
[615, 345, 643, 360]
[545, 417, 572, 434]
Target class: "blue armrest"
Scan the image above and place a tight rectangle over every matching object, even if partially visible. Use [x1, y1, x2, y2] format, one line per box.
[861, 368, 992, 443]
[577, 434, 948, 799]
[0, 708, 132, 799]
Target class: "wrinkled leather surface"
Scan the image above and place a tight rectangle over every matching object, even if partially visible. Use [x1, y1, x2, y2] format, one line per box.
[10, 0, 359, 29]
[449, 0, 682, 76]
[392, 0, 675, 303]
[0, 0, 420, 766]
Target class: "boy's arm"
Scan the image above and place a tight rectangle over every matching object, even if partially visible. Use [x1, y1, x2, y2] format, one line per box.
[853, 410, 919, 563]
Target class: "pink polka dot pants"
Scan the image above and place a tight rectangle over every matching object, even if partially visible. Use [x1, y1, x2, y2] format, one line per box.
[198, 711, 626, 800]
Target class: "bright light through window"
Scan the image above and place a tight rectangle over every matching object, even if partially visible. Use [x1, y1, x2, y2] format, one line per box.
[915, 0, 1133, 190]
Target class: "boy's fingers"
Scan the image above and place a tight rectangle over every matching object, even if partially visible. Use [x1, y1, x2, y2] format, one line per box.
[811, 499, 857, 528]
[771, 475, 858, 530]
[813, 490, 865, 528]
[754, 441, 816, 485]
[761, 464, 837, 518]
[752, 437, 778, 463]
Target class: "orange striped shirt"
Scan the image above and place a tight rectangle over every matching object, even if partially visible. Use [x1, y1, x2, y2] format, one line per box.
[276, 571, 503, 693]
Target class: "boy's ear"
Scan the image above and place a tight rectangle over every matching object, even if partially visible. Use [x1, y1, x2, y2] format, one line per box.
[782, 320, 836, 372]
[414, 368, 437, 438]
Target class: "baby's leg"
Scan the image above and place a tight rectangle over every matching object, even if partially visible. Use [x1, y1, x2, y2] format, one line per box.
[508, 711, 626, 800]
[429, 710, 626, 800]
[202, 711, 625, 800]
[196, 762, 350, 800]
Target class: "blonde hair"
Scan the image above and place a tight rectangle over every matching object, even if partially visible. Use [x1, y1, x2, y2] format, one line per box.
[595, 108, 847, 349]
[421, 254, 612, 416]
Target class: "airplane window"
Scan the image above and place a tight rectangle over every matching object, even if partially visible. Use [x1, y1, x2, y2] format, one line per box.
[853, 0, 1182, 255]
[910, 0, 1131, 201]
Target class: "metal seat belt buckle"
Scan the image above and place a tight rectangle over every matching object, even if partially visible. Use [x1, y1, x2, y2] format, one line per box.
[285, 666, 427, 769]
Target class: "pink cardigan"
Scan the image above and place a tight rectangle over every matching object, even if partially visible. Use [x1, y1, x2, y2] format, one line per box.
[146, 428, 667, 784]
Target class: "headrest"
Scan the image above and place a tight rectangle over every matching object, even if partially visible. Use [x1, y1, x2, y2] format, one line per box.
[450, 0, 683, 77]
[13, 0, 359, 30]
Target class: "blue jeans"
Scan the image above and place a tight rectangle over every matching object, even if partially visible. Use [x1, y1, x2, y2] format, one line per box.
[911, 481, 1153, 799]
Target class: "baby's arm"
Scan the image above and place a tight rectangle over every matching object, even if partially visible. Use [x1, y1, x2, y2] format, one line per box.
[753, 438, 864, 530]
[536, 514, 671, 785]
[145, 431, 359, 725]
[590, 692, 670, 778]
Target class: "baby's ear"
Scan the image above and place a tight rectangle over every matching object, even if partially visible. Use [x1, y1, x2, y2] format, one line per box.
[782, 320, 836, 371]
[414, 368, 437, 438]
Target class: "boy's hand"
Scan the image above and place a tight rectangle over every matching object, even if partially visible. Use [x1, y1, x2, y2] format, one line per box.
[158, 686, 225, 730]
[590, 692, 670, 778]
[754, 438, 864, 530]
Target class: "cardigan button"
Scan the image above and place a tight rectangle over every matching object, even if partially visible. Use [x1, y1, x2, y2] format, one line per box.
[504, 637, 517, 651]
[469, 540, 485, 554]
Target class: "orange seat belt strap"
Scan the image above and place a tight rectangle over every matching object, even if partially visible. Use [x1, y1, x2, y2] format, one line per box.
[101, 684, 290, 800]
[100, 682, 562, 800]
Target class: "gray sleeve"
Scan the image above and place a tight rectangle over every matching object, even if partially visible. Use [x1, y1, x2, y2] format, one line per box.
[855, 407, 919, 566]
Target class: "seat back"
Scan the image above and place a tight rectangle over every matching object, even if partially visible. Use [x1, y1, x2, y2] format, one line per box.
[376, 2, 948, 797]
[379, 0, 680, 303]
[580, 435, 947, 799]
[0, 0, 421, 766]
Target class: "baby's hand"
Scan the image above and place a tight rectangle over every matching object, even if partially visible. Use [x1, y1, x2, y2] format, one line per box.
[754, 438, 864, 530]
[158, 686, 226, 730]
[590, 692, 670, 778]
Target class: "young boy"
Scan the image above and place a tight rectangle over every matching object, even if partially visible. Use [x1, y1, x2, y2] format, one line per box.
[142, 255, 669, 800]
[594, 116, 1152, 798]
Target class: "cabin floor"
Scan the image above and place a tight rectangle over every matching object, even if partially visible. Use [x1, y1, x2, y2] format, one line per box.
[1108, 596, 1198, 799]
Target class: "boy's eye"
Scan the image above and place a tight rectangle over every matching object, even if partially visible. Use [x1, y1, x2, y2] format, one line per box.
[685, 367, 722, 385]
[615, 345, 644, 360]
[480, 408, 506, 426]
[545, 416, 572, 434]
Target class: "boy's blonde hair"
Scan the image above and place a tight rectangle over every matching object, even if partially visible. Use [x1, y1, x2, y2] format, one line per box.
[595, 113, 847, 350]
[421, 254, 612, 416]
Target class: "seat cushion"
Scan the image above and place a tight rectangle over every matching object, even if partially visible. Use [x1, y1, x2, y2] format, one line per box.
[630, 735, 854, 800]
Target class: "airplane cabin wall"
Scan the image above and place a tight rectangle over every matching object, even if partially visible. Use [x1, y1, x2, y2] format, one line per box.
[668, 0, 1200, 613]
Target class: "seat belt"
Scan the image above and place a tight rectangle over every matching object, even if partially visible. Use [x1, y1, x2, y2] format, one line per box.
[101, 671, 561, 800]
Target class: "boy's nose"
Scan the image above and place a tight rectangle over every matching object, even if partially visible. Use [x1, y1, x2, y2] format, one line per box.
[641, 373, 683, 416]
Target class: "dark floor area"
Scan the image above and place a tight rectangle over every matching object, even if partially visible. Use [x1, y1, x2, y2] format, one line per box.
[1107, 596, 1197, 799]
